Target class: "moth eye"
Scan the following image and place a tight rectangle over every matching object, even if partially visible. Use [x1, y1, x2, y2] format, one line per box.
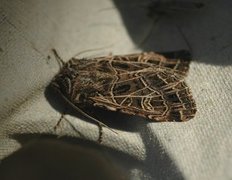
[52, 76, 71, 96]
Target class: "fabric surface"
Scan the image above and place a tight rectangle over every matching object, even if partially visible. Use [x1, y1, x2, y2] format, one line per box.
[0, 0, 231, 179]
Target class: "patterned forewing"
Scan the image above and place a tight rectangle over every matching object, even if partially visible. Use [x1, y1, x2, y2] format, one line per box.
[86, 55, 194, 121]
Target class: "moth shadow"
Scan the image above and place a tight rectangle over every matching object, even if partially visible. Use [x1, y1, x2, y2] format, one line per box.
[83, 106, 149, 132]
[44, 84, 147, 132]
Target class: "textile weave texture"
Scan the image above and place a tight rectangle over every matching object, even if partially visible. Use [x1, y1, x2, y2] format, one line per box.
[0, 0, 231, 179]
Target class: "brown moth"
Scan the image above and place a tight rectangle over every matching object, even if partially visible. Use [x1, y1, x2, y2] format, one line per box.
[51, 51, 196, 123]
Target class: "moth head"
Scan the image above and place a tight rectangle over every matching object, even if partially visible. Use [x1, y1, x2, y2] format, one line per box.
[51, 66, 78, 96]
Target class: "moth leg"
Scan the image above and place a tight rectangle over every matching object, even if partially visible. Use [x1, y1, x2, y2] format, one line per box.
[54, 112, 107, 144]
[73, 108, 117, 143]
[54, 109, 68, 131]
[98, 124, 103, 144]
[54, 113, 65, 131]
[54, 113, 85, 139]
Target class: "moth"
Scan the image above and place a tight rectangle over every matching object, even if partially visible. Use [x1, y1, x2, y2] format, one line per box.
[51, 50, 196, 124]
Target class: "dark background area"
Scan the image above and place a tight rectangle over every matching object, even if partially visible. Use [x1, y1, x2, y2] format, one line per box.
[113, 0, 232, 65]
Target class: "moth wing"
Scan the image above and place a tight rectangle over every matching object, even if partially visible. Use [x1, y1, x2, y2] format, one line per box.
[89, 65, 196, 122]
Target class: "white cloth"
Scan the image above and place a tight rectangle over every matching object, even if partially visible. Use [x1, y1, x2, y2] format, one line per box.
[0, 0, 231, 179]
